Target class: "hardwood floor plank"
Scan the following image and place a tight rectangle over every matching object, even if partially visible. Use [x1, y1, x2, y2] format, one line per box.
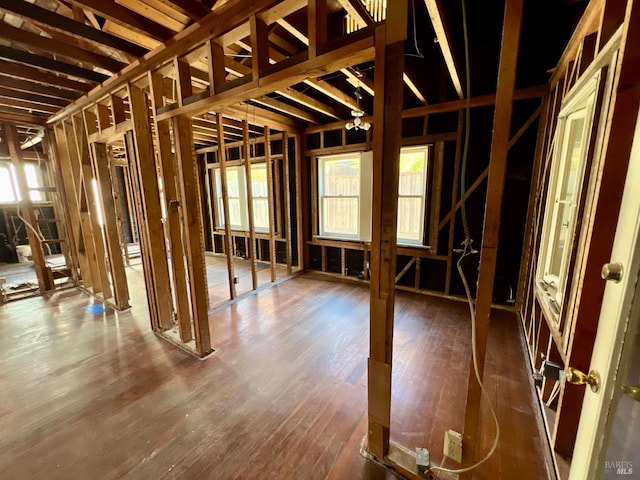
[0, 270, 547, 479]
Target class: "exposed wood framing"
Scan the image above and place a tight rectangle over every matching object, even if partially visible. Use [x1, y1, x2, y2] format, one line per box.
[2, 122, 54, 292]
[367, 0, 408, 459]
[462, 0, 523, 470]
[216, 112, 237, 299]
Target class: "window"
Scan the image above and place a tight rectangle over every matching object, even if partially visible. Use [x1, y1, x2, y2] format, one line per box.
[0, 162, 43, 203]
[318, 152, 372, 241]
[398, 146, 428, 245]
[215, 166, 246, 230]
[317, 147, 428, 244]
[250, 164, 269, 232]
[0, 165, 17, 203]
[537, 72, 603, 316]
[213, 163, 269, 232]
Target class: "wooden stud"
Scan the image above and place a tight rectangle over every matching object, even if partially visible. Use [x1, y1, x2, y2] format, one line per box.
[308, 0, 328, 58]
[243, 120, 259, 290]
[367, 0, 408, 458]
[429, 142, 444, 254]
[73, 114, 112, 299]
[110, 95, 126, 125]
[174, 58, 193, 107]
[294, 134, 304, 270]
[172, 115, 213, 356]
[127, 85, 174, 331]
[149, 73, 193, 343]
[250, 15, 270, 80]
[445, 110, 464, 295]
[56, 122, 95, 291]
[206, 39, 226, 95]
[91, 142, 130, 310]
[462, 0, 523, 469]
[216, 112, 237, 299]
[265, 127, 277, 282]
[282, 133, 293, 274]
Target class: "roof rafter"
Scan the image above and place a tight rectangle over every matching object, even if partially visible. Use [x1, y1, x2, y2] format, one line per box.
[0, 0, 148, 57]
[423, 0, 464, 99]
[66, 0, 175, 41]
[0, 23, 126, 73]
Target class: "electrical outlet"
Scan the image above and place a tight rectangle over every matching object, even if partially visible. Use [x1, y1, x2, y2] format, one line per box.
[443, 429, 462, 463]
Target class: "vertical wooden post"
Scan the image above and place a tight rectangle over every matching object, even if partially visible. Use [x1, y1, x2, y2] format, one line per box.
[294, 134, 305, 270]
[46, 129, 80, 284]
[3, 123, 54, 291]
[91, 142, 130, 310]
[250, 15, 269, 80]
[282, 133, 293, 275]
[265, 127, 277, 281]
[206, 39, 226, 95]
[54, 123, 93, 290]
[308, 0, 328, 58]
[429, 142, 444, 253]
[127, 84, 174, 331]
[367, 0, 408, 459]
[462, 0, 523, 468]
[149, 72, 193, 342]
[172, 115, 213, 356]
[445, 111, 464, 295]
[174, 58, 193, 107]
[73, 114, 112, 299]
[243, 120, 258, 290]
[215, 113, 237, 299]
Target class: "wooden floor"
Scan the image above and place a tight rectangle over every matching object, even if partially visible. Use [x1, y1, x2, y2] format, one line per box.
[0, 268, 549, 479]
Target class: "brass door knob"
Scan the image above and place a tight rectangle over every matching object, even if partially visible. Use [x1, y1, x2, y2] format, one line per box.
[601, 262, 624, 282]
[622, 384, 640, 402]
[566, 367, 601, 393]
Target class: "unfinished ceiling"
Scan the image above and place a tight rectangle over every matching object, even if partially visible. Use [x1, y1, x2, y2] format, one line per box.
[0, 0, 585, 147]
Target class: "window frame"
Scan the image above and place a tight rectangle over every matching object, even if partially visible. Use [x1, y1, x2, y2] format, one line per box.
[397, 145, 429, 246]
[536, 70, 604, 318]
[317, 152, 372, 241]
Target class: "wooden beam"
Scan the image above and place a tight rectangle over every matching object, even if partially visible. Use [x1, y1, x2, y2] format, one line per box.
[72, 114, 113, 299]
[174, 58, 193, 107]
[423, 0, 464, 99]
[155, 34, 375, 122]
[265, 127, 277, 281]
[172, 115, 213, 355]
[0, 0, 148, 57]
[282, 132, 292, 274]
[49, 0, 307, 123]
[0, 76, 79, 102]
[462, 0, 523, 470]
[550, 0, 604, 86]
[0, 23, 126, 73]
[243, 120, 258, 289]
[367, 0, 408, 459]
[127, 85, 174, 331]
[0, 45, 107, 84]
[156, 0, 211, 21]
[91, 142, 130, 310]
[67, 0, 174, 41]
[0, 60, 93, 93]
[308, 0, 328, 58]
[403, 85, 548, 118]
[250, 15, 270, 79]
[215, 112, 237, 299]
[206, 39, 226, 95]
[0, 97, 58, 115]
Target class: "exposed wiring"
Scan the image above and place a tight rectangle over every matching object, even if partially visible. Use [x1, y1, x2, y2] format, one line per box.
[406, 0, 425, 58]
[431, 0, 500, 474]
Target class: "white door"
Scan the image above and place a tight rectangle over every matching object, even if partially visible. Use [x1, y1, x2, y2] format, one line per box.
[568, 112, 640, 479]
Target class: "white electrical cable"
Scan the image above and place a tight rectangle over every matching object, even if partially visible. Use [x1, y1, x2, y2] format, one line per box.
[431, 0, 500, 474]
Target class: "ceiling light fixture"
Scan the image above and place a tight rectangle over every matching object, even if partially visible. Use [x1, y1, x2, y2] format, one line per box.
[345, 86, 371, 131]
